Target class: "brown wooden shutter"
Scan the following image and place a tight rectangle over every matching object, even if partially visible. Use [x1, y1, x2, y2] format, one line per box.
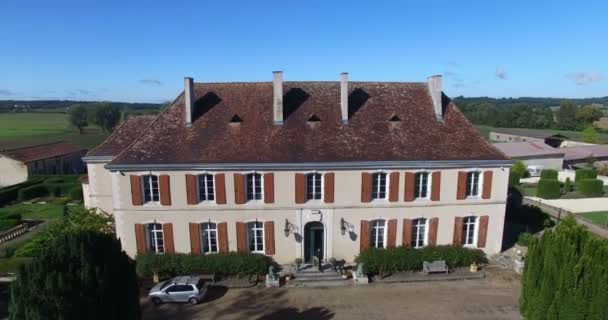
[130, 175, 142, 206]
[360, 220, 370, 252]
[134, 223, 146, 254]
[159, 175, 171, 206]
[387, 219, 397, 248]
[404, 172, 415, 202]
[456, 172, 467, 200]
[361, 172, 372, 203]
[388, 172, 399, 202]
[453, 217, 463, 246]
[477, 216, 489, 248]
[431, 171, 441, 201]
[263, 173, 274, 204]
[215, 173, 227, 204]
[428, 218, 439, 246]
[264, 221, 275, 255]
[482, 171, 493, 199]
[189, 222, 201, 254]
[324, 172, 334, 203]
[186, 174, 197, 205]
[163, 223, 175, 253]
[218, 222, 228, 253]
[295, 173, 305, 204]
[402, 219, 412, 247]
[234, 174, 245, 204]
[236, 222, 247, 252]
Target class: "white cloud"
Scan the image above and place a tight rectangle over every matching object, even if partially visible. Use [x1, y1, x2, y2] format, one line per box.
[139, 79, 163, 86]
[0, 89, 13, 96]
[566, 72, 603, 85]
[495, 67, 507, 80]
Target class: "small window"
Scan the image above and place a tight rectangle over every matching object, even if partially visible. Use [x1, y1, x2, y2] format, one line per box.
[371, 172, 387, 200]
[247, 221, 264, 253]
[308, 114, 321, 122]
[370, 220, 386, 248]
[389, 115, 401, 122]
[414, 172, 430, 199]
[411, 218, 427, 248]
[142, 175, 160, 203]
[462, 216, 477, 246]
[466, 172, 481, 197]
[200, 222, 218, 254]
[197, 174, 215, 202]
[246, 173, 263, 201]
[305, 173, 322, 201]
[230, 114, 243, 123]
[145, 223, 164, 254]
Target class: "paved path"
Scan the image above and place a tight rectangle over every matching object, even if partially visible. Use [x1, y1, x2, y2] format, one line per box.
[142, 268, 522, 320]
[525, 196, 608, 213]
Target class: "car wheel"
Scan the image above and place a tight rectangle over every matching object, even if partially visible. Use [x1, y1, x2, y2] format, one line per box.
[189, 297, 199, 305]
[151, 297, 162, 306]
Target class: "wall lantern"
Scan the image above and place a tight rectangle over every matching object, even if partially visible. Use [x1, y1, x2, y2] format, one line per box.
[284, 219, 296, 237]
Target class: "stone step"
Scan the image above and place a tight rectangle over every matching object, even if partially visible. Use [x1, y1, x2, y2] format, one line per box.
[292, 274, 344, 282]
[295, 270, 341, 277]
[286, 279, 350, 288]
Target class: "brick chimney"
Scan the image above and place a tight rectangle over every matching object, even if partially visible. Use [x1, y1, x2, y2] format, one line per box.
[273, 71, 283, 124]
[340, 72, 348, 123]
[427, 75, 443, 121]
[184, 77, 195, 128]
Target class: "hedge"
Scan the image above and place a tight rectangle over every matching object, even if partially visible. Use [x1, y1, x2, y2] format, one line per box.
[509, 172, 522, 187]
[540, 169, 558, 180]
[575, 168, 597, 182]
[0, 178, 45, 206]
[17, 185, 50, 201]
[354, 245, 487, 275]
[537, 179, 561, 199]
[135, 252, 274, 278]
[0, 219, 21, 231]
[17, 182, 81, 201]
[69, 187, 83, 201]
[576, 179, 604, 197]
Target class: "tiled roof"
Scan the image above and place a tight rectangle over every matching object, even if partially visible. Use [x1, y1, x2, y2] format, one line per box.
[493, 142, 564, 158]
[491, 128, 568, 140]
[562, 145, 608, 161]
[0, 141, 86, 163]
[86, 115, 156, 157]
[109, 81, 507, 165]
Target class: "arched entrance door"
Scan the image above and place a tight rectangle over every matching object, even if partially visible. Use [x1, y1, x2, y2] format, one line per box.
[304, 221, 324, 263]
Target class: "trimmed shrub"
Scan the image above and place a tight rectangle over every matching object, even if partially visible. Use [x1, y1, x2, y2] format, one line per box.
[135, 252, 274, 278]
[69, 186, 83, 201]
[564, 177, 572, 193]
[17, 184, 50, 201]
[509, 171, 522, 187]
[540, 169, 558, 180]
[0, 177, 45, 206]
[0, 219, 20, 231]
[511, 160, 529, 178]
[537, 179, 561, 199]
[576, 179, 604, 197]
[354, 245, 487, 275]
[575, 168, 597, 182]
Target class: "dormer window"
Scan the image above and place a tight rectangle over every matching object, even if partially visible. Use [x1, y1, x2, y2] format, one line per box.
[230, 114, 243, 123]
[308, 114, 321, 122]
[389, 115, 401, 122]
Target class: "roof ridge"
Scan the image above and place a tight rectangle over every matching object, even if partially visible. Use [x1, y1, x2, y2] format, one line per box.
[193, 81, 427, 85]
[1, 140, 69, 152]
[85, 115, 158, 157]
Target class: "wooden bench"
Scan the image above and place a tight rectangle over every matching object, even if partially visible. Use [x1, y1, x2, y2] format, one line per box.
[423, 260, 448, 275]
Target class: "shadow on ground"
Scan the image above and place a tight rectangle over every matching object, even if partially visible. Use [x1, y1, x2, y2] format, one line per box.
[0, 282, 10, 318]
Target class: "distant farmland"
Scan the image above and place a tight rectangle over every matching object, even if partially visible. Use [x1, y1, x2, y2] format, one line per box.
[0, 113, 110, 150]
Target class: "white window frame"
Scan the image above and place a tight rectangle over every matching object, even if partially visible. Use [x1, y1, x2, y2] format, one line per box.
[141, 174, 160, 204]
[246, 221, 265, 253]
[413, 171, 432, 200]
[371, 171, 389, 201]
[305, 171, 324, 202]
[465, 170, 484, 198]
[200, 222, 218, 254]
[245, 172, 264, 203]
[411, 218, 429, 248]
[146, 223, 164, 254]
[196, 173, 216, 203]
[370, 219, 387, 249]
[462, 216, 479, 247]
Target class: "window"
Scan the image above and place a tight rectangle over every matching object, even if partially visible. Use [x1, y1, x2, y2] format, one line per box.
[466, 171, 481, 197]
[247, 221, 264, 253]
[142, 175, 160, 203]
[146, 223, 164, 254]
[414, 172, 430, 199]
[200, 222, 218, 253]
[462, 216, 478, 246]
[305, 173, 322, 201]
[166, 285, 194, 293]
[411, 218, 427, 248]
[246, 173, 262, 201]
[197, 174, 215, 202]
[371, 172, 387, 200]
[370, 220, 386, 248]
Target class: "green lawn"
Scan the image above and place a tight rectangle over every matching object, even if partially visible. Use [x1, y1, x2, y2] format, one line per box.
[521, 185, 538, 197]
[0, 113, 109, 149]
[474, 125, 608, 143]
[0, 203, 65, 221]
[580, 211, 608, 228]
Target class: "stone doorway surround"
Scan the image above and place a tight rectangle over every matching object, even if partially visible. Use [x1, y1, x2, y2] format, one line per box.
[295, 209, 334, 263]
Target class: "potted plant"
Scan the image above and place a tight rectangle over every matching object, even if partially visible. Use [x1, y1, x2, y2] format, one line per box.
[329, 257, 337, 271]
[294, 258, 302, 271]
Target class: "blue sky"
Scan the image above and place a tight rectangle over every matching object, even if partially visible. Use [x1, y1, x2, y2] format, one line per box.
[1, 0, 606, 102]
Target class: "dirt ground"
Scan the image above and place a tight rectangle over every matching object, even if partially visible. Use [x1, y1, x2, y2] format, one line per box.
[141, 267, 522, 320]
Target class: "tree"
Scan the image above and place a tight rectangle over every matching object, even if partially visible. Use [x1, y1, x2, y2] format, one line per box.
[9, 231, 141, 319]
[581, 126, 599, 143]
[556, 100, 578, 130]
[67, 104, 89, 134]
[92, 103, 121, 132]
[511, 160, 529, 178]
[575, 105, 603, 128]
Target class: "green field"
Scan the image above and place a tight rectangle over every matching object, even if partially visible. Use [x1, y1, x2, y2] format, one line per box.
[580, 211, 608, 228]
[474, 125, 608, 143]
[0, 113, 109, 149]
